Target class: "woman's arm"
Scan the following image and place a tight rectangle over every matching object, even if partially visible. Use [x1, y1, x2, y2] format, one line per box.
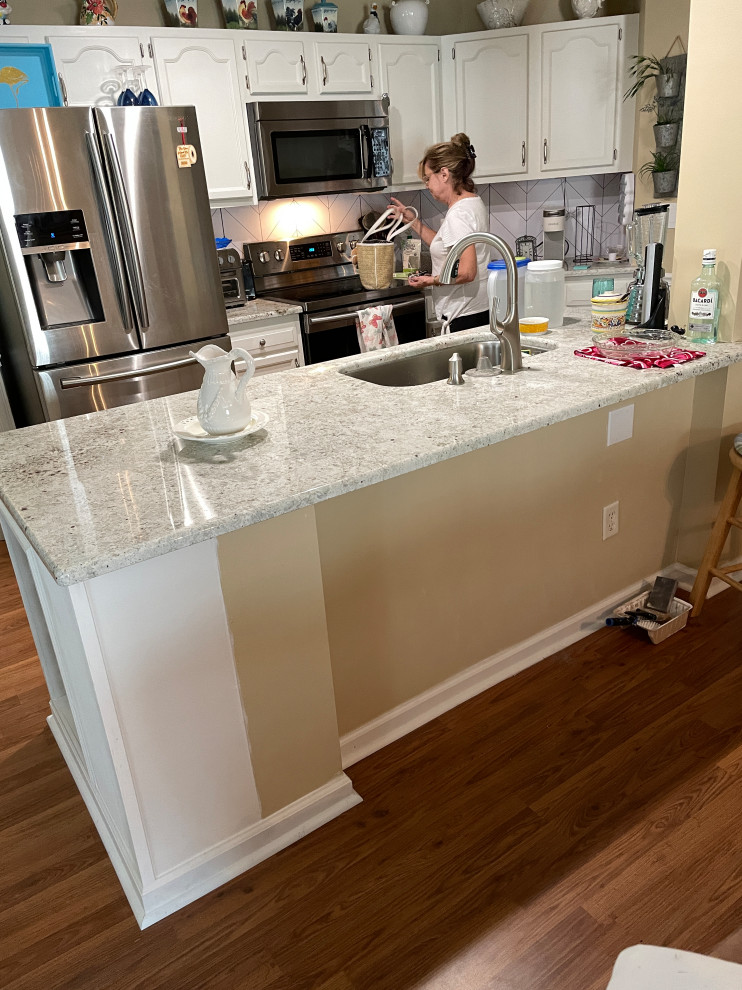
[390, 197, 436, 247]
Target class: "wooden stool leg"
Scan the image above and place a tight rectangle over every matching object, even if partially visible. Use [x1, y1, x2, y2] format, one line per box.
[690, 459, 742, 617]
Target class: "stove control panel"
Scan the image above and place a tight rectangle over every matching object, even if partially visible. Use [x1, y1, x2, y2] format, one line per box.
[244, 231, 363, 276]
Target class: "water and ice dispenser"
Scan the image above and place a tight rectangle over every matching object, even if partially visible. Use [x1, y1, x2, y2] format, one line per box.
[15, 210, 104, 330]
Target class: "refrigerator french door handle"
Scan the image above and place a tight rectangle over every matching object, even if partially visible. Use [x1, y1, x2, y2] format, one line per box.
[60, 354, 197, 389]
[102, 130, 151, 330]
[85, 131, 135, 333]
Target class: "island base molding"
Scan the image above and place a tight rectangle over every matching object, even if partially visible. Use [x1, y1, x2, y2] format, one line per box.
[49, 705, 360, 929]
[338, 562, 736, 769]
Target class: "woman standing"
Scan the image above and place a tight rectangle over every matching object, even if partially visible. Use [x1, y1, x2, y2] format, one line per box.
[391, 132, 490, 332]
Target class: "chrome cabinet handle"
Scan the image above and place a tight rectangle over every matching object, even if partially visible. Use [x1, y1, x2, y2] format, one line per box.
[85, 131, 134, 332]
[61, 355, 196, 389]
[543, 138, 548, 165]
[522, 141, 526, 167]
[321, 55, 328, 87]
[102, 130, 150, 329]
[294, 358, 299, 367]
[244, 161, 252, 190]
[58, 73, 69, 106]
[259, 338, 266, 347]
[300, 53, 306, 86]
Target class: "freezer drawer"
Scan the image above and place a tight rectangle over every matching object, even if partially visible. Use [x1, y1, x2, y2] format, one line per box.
[35, 337, 232, 423]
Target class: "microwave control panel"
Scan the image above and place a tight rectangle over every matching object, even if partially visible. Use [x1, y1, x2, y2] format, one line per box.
[371, 128, 391, 178]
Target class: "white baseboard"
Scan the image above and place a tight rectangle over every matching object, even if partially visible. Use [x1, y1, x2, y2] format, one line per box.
[49, 713, 361, 928]
[339, 562, 735, 769]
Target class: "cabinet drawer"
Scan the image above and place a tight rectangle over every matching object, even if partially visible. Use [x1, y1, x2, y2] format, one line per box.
[231, 323, 297, 355]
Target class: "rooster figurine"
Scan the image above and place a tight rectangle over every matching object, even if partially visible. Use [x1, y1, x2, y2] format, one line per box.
[238, 0, 257, 26]
[0, 1, 11, 26]
[363, 3, 381, 33]
[178, 3, 198, 26]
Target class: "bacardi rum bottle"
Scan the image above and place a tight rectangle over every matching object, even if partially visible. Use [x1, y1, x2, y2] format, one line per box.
[687, 249, 721, 344]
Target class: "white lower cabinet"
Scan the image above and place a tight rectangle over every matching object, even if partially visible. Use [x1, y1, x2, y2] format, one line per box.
[151, 34, 254, 203]
[377, 41, 441, 186]
[47, 33, 158, 108]
[229, 316, 304, 376]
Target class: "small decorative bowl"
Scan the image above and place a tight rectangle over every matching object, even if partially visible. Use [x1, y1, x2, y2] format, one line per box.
[590, 330, 684, 361]
[591, 293, 628, 333]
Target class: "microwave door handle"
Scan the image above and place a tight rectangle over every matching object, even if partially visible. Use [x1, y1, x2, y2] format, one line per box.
[360, 124, 372, 180]
[101, 130, 151, 330]
[85, 131, 134, 332]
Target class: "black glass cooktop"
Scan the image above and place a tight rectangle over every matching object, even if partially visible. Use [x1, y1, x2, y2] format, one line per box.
[263, 276, 420, 313]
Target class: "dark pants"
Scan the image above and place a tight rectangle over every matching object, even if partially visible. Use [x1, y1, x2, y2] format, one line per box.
[447, 310, 490, 333]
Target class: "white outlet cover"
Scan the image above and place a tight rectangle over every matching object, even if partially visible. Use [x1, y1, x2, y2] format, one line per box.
[607, 405, 634, 446]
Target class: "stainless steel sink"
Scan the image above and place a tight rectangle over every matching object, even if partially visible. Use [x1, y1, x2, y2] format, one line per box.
[341, 339, 548, 387]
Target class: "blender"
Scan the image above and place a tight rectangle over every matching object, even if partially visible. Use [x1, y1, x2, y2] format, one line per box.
[625, 203, 670, 326]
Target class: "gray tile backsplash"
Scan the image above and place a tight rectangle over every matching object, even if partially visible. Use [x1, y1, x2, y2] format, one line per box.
[212, 173, 626, 261]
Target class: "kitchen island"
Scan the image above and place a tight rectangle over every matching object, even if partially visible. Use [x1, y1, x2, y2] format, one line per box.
[1, 309, 741, 927]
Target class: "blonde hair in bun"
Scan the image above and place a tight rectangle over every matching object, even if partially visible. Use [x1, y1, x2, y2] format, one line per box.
[418, 132, 477, 193]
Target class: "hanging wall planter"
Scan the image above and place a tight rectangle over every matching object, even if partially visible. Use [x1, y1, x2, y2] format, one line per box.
[652, 169, 678, 197]
[653, 121, 679, 148]
[656, 70, 680, 99]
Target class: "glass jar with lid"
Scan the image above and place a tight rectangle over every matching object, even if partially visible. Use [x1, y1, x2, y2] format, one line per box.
[524, 260, 566, 329]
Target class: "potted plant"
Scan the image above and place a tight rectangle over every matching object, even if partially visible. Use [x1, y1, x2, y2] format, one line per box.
[638, 150, 679, 197]
[640, 99, 680, 148]
[625, 55, 680, 101]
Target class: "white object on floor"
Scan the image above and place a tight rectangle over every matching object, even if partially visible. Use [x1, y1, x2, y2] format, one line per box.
[606, 945, 742, 990]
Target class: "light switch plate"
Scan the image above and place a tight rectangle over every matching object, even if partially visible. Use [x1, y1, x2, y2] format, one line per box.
[607, 405, 634, 446]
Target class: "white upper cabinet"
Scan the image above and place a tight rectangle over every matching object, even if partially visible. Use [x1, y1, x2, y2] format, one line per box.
[151, 35, 255, 204]
[450, 33, 529, 178]
[313, 39, 373, 95]
[47, 34, 158, 108]
[243, 36, 308, 96]
[377, 41, 441, 186]
[539, 23, 619, 173]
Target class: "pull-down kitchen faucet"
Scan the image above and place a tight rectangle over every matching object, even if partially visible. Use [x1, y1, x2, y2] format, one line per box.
[439, 232, 523, 374]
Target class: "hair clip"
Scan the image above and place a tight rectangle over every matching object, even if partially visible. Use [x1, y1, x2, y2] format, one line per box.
[467, 143, 477, 159]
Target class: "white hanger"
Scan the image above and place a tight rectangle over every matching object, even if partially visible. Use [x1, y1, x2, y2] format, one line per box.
[360, 206, 419, 243]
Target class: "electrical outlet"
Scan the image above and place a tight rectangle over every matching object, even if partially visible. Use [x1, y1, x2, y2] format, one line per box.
[603, 501, 619, 540]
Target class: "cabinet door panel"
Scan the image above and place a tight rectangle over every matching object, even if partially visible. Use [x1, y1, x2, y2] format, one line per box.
[315, 40, 372, 94]
[245, 38, 308, 95]
[379, 43, 440, 185]
[48, 36, 158, 108]
[152, 37, 253, 202]
[454, 35, 528, 178]
[541, 25, 619, 172]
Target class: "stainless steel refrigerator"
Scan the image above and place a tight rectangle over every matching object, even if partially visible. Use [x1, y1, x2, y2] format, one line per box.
[0, 106, 230, 427]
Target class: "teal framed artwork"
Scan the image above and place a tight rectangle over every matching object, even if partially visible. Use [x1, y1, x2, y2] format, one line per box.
[0, 43, 64, 109]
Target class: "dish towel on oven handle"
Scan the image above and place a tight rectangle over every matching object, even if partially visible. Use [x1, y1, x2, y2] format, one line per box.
[356, 305, 399, 351]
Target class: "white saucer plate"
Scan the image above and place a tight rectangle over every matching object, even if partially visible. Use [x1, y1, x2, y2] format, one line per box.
[173, 410, 269, 444]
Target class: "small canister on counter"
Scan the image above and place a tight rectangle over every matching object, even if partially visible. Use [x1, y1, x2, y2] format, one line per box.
[487, 257, 528, 322]
[591, 292, 628, 333]
[524, 260, 566, 329]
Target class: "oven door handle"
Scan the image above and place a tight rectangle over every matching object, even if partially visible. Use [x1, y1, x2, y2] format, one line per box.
[304, 296, 422, 333]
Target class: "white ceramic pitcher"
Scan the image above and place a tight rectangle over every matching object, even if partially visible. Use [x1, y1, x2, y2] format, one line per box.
[189, 344, 255, 435]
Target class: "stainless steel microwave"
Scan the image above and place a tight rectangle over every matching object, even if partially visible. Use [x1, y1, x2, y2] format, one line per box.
[246, 99, 391, 200]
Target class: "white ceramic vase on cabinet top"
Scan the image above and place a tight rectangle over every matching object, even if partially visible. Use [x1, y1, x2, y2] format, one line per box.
[390, 0, 429, 35]
[571, 0, 604, 17]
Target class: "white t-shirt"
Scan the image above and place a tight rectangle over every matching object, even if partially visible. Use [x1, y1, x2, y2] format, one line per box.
[429, 196, 490, 325]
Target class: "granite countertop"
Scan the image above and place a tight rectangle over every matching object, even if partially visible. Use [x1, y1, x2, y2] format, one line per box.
[1, 308, 740, 586]
[225, 298, 302, 325]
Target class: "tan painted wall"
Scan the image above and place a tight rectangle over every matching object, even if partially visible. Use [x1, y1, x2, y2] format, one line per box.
[218, 507, 342, 817]
[315, 381, 694, 736]
[17, 0, 638, 43]
[670, 0, 741, 341]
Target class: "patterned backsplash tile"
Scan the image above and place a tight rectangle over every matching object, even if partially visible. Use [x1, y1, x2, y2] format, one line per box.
[212, 173, 627, 261]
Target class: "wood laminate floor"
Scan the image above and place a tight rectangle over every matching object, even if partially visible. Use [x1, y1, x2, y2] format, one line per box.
[1, 540, 741, 990]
